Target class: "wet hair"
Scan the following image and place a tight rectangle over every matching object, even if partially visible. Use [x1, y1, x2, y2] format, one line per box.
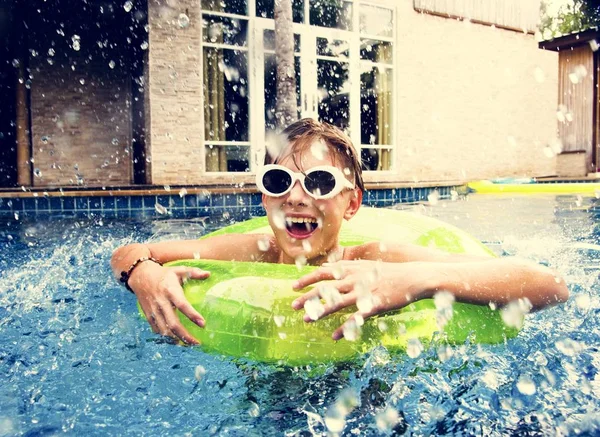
[265, 118, 365, 192]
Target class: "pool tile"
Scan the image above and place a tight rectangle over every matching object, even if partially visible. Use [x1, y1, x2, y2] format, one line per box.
[130, 196, 144, 210]
[22, 198, 36, 212]
[168, 194, 184, 209]
[49, 197, 63, 211]
[90, 198, 102, 210]
[115, 196, 129, 211]
[101, 197, 115, 210]
[36, 197, 50, 211]
[75, 197, 89, 211]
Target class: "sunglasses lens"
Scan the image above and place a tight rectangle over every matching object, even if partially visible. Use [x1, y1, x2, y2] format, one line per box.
[305, 170, 336, 197]
[262, 169, 292, 195]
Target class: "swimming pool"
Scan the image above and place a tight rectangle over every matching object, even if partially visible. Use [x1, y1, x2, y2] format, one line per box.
[1, 194, 598, 435]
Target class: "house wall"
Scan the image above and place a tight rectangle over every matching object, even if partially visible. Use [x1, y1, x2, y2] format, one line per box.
[145, 0, 559, 185]
[394, 1, 558, 181]
[146, 0, 205, 185]
[30, 54, 133, 187]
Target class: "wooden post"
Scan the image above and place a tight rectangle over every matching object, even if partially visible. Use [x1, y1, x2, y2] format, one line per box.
[15, 61, 31, 186]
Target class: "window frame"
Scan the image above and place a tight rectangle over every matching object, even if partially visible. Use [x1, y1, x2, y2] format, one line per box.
[199, 0, 398, 182]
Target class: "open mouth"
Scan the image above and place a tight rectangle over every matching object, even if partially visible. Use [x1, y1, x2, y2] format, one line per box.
[285, 217, 318, 239]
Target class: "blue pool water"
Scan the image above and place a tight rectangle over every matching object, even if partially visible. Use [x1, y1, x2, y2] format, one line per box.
[1, 194, 599, 435]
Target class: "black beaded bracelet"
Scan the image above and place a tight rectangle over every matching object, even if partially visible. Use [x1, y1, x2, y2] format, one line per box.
[119, 257, 162, 293]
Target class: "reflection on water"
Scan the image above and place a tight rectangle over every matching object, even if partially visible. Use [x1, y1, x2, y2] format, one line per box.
[0, 194, 599, 435]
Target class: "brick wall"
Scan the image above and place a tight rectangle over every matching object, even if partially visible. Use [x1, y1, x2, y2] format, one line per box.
[146, 0, 204, 185]
[30, 48, 133, 187]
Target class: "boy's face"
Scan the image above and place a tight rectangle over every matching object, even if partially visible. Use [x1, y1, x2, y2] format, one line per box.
[262, 143, 362, 264]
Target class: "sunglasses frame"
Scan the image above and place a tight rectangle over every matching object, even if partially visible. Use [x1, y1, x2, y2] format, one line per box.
[256, 164, 355, 200]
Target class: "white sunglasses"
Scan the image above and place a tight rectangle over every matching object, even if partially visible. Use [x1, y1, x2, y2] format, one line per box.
[256, 164, 355, 200]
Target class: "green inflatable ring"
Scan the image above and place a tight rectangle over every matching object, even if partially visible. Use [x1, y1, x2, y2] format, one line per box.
[142, 207, 519, 364]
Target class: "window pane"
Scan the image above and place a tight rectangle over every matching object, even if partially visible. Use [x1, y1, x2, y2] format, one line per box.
[359, 5, 393, 37]
[201, 0, 247, 16]
[360, 67, 392, 146]
[264, 54, 301, 132]
[263, 29, 301, 53]
[360, 39, 393, 64]
[361, 148, 392, 171]
[256, 0, 305, 22]
[317, 60, 350, 129]
[205, 145, 250, 172]
[310, 0, 352, 30]
[317, 37, 349, 58]
[202, 15, 248, 47]
[203, 48, 249, 142]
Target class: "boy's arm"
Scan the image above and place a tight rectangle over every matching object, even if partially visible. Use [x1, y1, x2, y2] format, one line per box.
[110, 234, 278, 344]
[292, 245, 569, 340]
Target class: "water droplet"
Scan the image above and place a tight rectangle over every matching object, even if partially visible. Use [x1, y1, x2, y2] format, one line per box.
[155, 203, 169, 215]
[575, 293, 591, 310]
[33, 168, 42, 178]
[516, 375, 536, 395]
[71, 35, 81, 51]
[272, 210, 286, 230]
[501, 298, 532, 329]
[41, 136, 49, 144]
[140, 41, 149, 50]
[427, 190, 439, 205]
[193, 252, 201, 260]
[318, 284, 342, 307]
[342, 317, 363, 341]
[310, 140, 328, 160]
[434, 291, 455, 329]
[79, 78, 85, 85]
[178, 13, 190, 28]
[324, 413, 345, 433]
[589, 39, 599, 52]
[194, 365, 206, 381]
[163, 185, 171, 192]
[555, 338, 583, 356]
[48, 48, 55, 56]
[257, 237, 270, 252]
[12, 59, 20, 68]
[356, 292, 374, 313]
[111, 138, 119, 146]
[301, 240, 312, 253]
[278, 332, 287, 340]
[109, 60, 116, 69]
[14, 212, 19, 220]
[295, 255, 307, 270]
[123, 1, 133, 12]
[406, 338, 423, 358]
[304, 296, 325, 321]
[247, 401, 260, 417]
[273, 315, 285, 327]
[375, 408, 399, 432]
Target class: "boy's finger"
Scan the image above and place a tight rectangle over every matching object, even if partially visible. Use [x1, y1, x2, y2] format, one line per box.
[161, 307, 200, 345]
[332, 312, 369, 341]
[292, 268, 333, 289]
[172, 267, 211, 280]
[171, 295, 206, 328]
[291, 288, 321, 309]
[302, 292, 357, 322]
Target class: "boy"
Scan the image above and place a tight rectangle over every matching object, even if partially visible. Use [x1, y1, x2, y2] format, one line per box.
[111, 118, 568, 345]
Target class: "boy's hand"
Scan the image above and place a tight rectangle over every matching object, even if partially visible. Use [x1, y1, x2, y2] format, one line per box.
[129, 262, 210, 345]
[291, 260, 427, 340]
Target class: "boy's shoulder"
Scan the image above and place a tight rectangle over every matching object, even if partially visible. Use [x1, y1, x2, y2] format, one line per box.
[344, 241, 424, 262]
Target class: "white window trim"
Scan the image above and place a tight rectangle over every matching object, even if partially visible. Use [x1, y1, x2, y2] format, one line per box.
[199, 0, 399, 183]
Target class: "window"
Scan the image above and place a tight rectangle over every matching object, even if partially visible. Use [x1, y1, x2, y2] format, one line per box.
[201, 0, 396, 173]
